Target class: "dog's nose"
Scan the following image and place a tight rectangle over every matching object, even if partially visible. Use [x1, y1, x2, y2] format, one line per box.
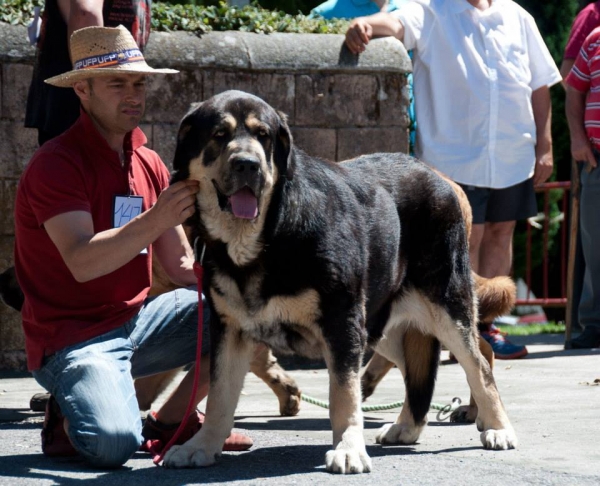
[232, 157, 260, 174]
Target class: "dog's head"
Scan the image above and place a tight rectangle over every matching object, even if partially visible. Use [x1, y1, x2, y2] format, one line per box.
[171, 90, 293, 227]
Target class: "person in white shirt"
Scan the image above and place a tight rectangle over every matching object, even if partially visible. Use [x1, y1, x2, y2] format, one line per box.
[345, 0, 562, 359]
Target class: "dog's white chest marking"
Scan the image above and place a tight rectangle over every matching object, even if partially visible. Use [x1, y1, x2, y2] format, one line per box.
[211, 272, 322, 334]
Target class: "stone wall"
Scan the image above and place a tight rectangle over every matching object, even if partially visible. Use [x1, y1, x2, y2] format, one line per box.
[0, 22, 411, 370]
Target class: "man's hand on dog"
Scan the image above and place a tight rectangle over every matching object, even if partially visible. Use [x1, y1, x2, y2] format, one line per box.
[150, 180, 199, 231]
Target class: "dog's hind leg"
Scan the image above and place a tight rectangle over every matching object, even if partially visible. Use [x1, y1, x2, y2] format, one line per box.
[163, 327, 254, 468]
[450, 335, 494, 423]
[435, 312, 517, 450]
[361, 352, 396, 401]
[374, 327, 439, 445]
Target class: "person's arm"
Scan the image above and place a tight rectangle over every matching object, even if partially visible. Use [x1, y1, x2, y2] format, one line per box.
[153, 225, 197, 287]
[560, 58, 575, 90]
[565, 85, 597, 169]
[43, 180, 199, 283]
[57, 0, 104, 39]
[560, 58, 575, 82]
[345, 13, 404, 54]
[531, 85, 554, 186]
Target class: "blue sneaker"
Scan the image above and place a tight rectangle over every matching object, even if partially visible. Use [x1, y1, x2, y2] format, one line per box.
[480, 326, 528, 359]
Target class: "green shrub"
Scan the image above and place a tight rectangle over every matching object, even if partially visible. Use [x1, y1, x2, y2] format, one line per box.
[152, 1, 348, 33]
[0, 0, 349, 34]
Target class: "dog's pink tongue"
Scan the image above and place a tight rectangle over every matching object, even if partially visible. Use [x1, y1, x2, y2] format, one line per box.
[229, 187, 258, 219]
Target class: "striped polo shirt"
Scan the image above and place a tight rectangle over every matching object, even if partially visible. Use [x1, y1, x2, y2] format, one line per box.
[567, 26, 600, 149]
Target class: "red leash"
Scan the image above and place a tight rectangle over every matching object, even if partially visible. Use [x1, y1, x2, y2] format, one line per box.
[151, 245, 205, 466]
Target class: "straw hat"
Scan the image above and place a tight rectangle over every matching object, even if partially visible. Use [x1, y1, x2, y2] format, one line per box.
[45, 25, 178, 87]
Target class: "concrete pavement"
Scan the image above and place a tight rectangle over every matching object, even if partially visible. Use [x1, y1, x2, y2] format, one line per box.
[0, 333, 599, 485]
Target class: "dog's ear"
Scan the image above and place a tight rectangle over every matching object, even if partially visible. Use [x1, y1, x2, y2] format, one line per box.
[171, 106, 202, 184]
[275, 110, 294, 181]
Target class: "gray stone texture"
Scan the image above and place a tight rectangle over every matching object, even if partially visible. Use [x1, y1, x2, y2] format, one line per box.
[0, 179, 18, 236]
[337, 128, 409, 161]
[2, 63, 33, 121]
[292, 127, 337, 161]
[145, 69, 204, 123]
[0, 122, 38, 179]
[0, 22, 410, 370]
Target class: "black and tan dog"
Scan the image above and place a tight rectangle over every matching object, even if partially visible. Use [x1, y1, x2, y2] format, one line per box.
[155, 90, 517, 472]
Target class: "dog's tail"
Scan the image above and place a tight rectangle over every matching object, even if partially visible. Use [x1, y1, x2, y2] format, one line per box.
[473, 273, 516, 323]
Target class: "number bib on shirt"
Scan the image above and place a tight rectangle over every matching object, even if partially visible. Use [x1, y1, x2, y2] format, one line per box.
[113, 195, 147, 254]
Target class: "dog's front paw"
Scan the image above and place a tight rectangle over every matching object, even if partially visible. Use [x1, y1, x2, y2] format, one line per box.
[279, 388, 302, 416]
[163, 444, 218, 468]
[325, 447, 372, 474]
[375, 422, 424, 445]
[480, 428, 518, 450]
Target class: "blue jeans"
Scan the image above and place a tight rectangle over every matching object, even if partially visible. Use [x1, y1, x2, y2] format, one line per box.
[579, 163, 600, 331]
[32, 287, 210, 467]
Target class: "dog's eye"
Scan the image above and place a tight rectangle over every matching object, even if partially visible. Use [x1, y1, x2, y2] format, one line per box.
[258, 128, 269, 138]
[213, 129, 226, 138]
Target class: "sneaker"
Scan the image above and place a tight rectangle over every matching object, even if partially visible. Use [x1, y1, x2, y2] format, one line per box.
[30, 392, 51, 412]
[141, 410, 253, 452]
[480, 327, 528, 360]
[41, 396, 78, 457]
[567, 327, 600, 349]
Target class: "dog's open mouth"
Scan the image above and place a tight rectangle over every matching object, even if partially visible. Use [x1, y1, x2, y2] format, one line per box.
[213, 181, 259, 219]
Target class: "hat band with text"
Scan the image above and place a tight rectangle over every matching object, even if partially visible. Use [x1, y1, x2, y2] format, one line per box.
[74, 48, 144, 71]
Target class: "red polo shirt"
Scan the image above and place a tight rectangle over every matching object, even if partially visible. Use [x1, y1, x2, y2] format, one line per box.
[14, 110, 170, 370]
[566, 27, 600, 150]
[564, 1, 600, 60]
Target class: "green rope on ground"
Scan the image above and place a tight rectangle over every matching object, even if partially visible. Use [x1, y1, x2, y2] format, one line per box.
[301, 394, 462, 417]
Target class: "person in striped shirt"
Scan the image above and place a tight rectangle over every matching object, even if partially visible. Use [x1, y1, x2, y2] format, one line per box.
[565, 26, 600, 349]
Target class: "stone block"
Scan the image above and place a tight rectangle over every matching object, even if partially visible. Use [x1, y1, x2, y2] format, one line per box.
[295, 74, 378, 127]
[0, 121, 38, 179]
[144, 69, 203, 123]
[337, 127, 409, 161]
[0, 307, 24, 351]
[0, 179, 18, 236]
[0, 235, 15, 270]
[2, 63, 33, 121]
[378, 73, 411, 128]
[152, 123, 179, 171]
[204, 70, 256, 100]
[292, 128, 337, 162]
[0, 350, 27, 371]
[203, 72, 295, 122]
[0, 24, 36, 64]
[249, 74, 295, 123]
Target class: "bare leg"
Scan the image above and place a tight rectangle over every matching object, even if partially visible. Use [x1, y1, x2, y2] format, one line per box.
[135, 369, 182, 411]
[478, 221, 516, 278]
[153, 356, 210, 425]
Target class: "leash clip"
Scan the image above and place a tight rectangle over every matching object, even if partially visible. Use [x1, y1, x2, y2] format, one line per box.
[436, 396, 462, 422]
[193, 236, 206, 266]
